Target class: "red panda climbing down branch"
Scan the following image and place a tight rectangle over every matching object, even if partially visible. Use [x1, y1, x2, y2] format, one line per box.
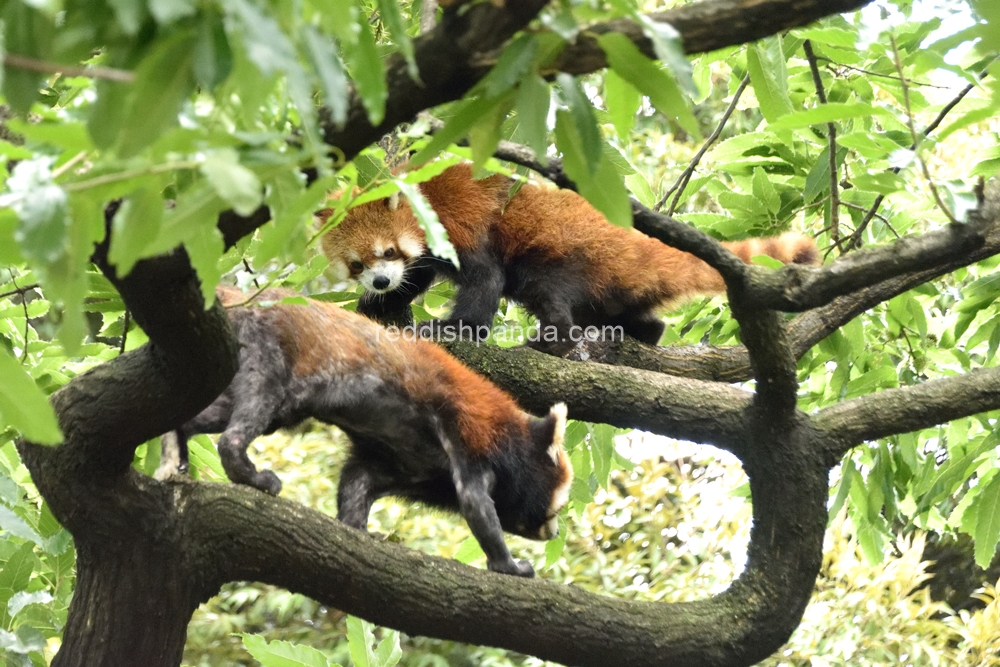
[156, 286, 572, 577]
[320, 163, 819, 354]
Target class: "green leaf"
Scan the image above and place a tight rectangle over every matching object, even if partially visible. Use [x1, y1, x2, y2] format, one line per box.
[747, 40, 793, 122]
[515, 73, 550, 164]
[555, 110, 631, 228]
[374, 629, 402, 667]
[108, 186, 165, 277]
[795, 26, 858, 49]
[240, 633, 333, 667]
[200, 148, 262, 217]
[637, 15, 696, 96]
[0, 542, 37, 629]
[146, 182, 228, 257]
[544, 515, 567, 567]
[347, 616, 376, 667]
[597, 33, 699, 138]
[255, 173, 337, 267]
[6, 119, 93, 153]
[303, 27, 349, 127]
[481, 34, 538, 98]
[3, 159, 69, 265]
[770, 103, 882, 130]
[375, 0, 417, 79]
[184, 226, 225, 306]
[851, 172, 906, 196]
[469, 95, 512, 171]
[752, 167, 780, 214]
[973, 471, 1000, 568]
[0, 505, 45, 549]
[453, 536, 484, 564]
[193, 11, 234, 89]
[804, 146, 848, 203]
[117, 31, 196, 157]
[394, 180, 458, 267]
[347, 16, 387, 125]
[604, 69, 640, 142]
[557, 73, 602, 173]
[0, 348, 61, 445]
[149, 0, 196, 25]
[410, 94, 506, 167]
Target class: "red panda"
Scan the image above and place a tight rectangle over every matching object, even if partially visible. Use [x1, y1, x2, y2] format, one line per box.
[320, 163, 819, 353]
[156, 286, 572, 577]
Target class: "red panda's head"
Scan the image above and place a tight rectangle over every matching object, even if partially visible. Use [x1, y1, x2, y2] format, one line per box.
[319, 193, 426, 293]
[496, 403, 572, 541]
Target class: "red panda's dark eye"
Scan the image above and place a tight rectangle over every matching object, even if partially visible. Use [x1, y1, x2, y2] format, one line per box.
[349, 261, 364, 273]
[384, 247, 395, 258]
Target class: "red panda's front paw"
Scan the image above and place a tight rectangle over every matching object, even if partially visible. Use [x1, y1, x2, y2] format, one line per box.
[488, 558, 535, 577]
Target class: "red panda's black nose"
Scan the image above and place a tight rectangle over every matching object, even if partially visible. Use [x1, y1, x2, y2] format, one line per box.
[373, 276, 390, 290]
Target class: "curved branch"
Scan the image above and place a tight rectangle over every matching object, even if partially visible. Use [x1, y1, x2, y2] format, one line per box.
[176, 450, 830, 667]
[815, 367, 1000, 456]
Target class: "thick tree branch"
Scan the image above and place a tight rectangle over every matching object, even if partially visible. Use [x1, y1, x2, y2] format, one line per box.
[445, 342, 751, 453]
[815, 367, 1000, 456]
[552, 0, 872, 75]
[744, 219, 987, 312]
[175, 454, 830, 667]
[321, 0, 874, 161]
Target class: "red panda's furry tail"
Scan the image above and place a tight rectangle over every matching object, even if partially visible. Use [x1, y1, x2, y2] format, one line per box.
[658, 232, 819, 301]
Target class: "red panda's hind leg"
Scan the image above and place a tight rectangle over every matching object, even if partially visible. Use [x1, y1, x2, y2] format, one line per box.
[616, 309, 665, 346]
[336, 447, 397, 532]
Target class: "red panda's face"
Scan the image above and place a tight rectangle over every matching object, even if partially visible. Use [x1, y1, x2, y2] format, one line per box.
[320, 195, 426, 293]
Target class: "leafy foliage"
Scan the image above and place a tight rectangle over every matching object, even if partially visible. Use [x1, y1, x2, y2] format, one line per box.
[0, 0, 998, 664]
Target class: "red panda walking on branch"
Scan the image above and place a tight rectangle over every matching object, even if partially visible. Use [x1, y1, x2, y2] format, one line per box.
[156, 287, 572, 577]
[320, 163, 819, 354]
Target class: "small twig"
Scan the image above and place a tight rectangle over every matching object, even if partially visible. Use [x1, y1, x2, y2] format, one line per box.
[242, 259, 260, 288]
[8, 271, 30, 361]
[656, 74, 750, 215]
[845, 56, 995, 250]
[2, 53, 135, 84]
[0, 282, 40, 300]
[820, 58, 949, 89]
[839, 201, 899, 237]
[804, 40, 841, 247]
[890, 36, 958, 224]
[119, 309, 131, 355]
[52, 151, 89, 180]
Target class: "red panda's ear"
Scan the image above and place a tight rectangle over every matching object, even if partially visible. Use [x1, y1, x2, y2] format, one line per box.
[530, 403, 568, 462]
[387, 192, 400, 210]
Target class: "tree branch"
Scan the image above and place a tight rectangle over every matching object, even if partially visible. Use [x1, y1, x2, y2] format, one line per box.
[320, 0, 874, 161]
[177, 453, 831, 667]
[815, 366, 1000, 456]
[445, 342, 751, 454]
[551, 0, 872, 75]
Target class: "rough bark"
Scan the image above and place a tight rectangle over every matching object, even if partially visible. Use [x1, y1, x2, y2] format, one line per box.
[21, 1, 1000, 666]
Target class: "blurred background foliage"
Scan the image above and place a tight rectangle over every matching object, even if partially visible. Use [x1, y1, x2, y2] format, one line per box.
[0, 0, 999, 663]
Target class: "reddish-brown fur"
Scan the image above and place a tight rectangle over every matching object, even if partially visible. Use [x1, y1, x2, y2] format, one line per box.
[323, 163, 817, 309]
[217, 286, 528, 455]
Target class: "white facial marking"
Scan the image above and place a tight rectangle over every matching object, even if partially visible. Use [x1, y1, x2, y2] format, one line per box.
[359, 259, 406, 293]
[397, 232, 426, 259]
